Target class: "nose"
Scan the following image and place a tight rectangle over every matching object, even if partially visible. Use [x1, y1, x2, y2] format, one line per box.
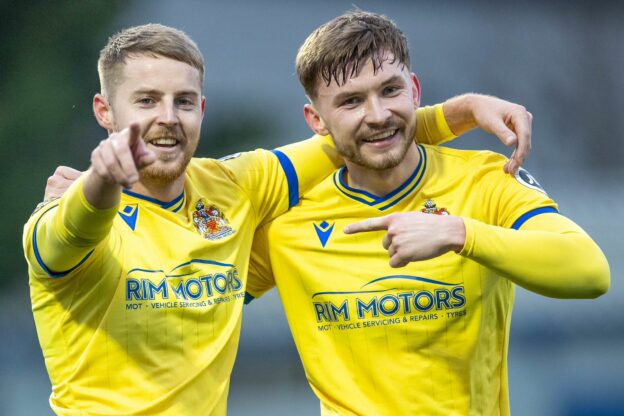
[363, 97, 391, 126]
[157, 100, 178, 126]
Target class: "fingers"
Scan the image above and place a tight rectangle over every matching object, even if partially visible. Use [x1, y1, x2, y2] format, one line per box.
[90, 126, 142, 188]
[128, 123, 141, 147]
[382, 233, 391, 250]
[45, 166, 83, 201]
[389, 254, 408, 268]
[386, 239, 410, 268]
[343, 216, 389, 234]
[489, 117, 518, 148]
[383, 232, 408, 268]
[482, 113, 518, 174]
[110, 137, 140, 185]
[134, 139, 157, 169]
[503, 109, 531, 174]
[126, 121, 157, 169]
[56, 166, 83, 180]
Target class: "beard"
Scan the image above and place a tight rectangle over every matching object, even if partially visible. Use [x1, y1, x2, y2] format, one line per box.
[138, 127, 197, 187]
[334, 119, 416, 170]
[138, 154, 192, 187]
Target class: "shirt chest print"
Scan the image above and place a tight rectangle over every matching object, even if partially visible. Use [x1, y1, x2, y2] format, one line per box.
[193, 199, 235, 240]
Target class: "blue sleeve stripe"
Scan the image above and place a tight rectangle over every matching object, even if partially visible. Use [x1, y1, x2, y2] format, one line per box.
[271, 149, 299, 208]
[511, 206, 559, 230]
[33, 215, 95, 278]
[244, 292, 255, 305]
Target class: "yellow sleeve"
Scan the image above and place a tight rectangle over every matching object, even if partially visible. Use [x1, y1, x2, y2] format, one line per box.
[460, 212, 610, 298]
[23, 176, 117, 278]
[415, 104, 456, 145]
[274, 134, 342, 197]
[246, 224, 276, 301]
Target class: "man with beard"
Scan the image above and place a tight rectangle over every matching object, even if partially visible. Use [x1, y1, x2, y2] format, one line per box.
[25, 23, 535, 415]
[246, 11, 610, 416]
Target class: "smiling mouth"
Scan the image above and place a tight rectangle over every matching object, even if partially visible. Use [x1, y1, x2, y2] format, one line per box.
[362, 129, 398, 143]
[146, 137, 180, 147]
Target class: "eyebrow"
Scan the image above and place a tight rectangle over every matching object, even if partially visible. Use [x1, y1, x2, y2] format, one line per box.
[131, 89, 200, 97]
[331, 75, 407, 105]
[380, 75, 407, 87]
[132, 89, 163, 97]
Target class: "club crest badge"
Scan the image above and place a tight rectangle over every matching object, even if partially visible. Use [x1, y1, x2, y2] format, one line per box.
[192, 199, 235, 240]
[421, 199, 450, 215]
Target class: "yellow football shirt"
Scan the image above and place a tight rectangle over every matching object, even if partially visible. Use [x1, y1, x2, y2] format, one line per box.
[23, 105, 451, 415]
[24, 147, 334, 415]
[247, 145, 558, 416]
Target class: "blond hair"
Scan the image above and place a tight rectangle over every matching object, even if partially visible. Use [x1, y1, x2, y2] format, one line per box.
[97, 23, 204, 98]
[296, 11, 410, 99]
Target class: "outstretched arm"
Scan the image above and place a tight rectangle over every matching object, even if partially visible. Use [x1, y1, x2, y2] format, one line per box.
[344, 212, 609, 299]
[26, 123, 156, 275]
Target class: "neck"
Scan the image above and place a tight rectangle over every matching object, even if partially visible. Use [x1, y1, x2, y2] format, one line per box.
[129, 174, 186, 202]
[345, 144, 421, 196]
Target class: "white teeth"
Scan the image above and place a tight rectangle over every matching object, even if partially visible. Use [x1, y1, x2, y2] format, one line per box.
[151, 138, 177, 146]
[364, 130, 396, 142]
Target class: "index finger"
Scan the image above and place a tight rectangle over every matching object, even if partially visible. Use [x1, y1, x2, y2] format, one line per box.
[127, 122, 141, 147]
[344, 216, 389, 234]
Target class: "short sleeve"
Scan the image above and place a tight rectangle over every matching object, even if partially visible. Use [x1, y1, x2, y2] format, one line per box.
[219, 136, 344, 225]
[472, 152, 558, 228]
[415, 104, 456, 145]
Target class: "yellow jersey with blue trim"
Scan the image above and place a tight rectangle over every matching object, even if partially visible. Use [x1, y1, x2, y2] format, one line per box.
[23, 146, 334, 416]
[21, 104, 452, 415]
[247, 144, 558, 416]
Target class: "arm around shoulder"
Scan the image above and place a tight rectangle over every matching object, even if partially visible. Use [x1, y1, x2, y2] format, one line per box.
[274, 134, 343, 196]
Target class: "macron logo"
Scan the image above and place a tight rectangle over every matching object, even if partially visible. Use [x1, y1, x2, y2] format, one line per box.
[119, 204, 138, 231]
[313, 221, 335, 248]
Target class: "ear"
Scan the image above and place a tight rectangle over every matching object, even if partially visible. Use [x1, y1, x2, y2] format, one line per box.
[93, 94, 114, 132]
[410, 73, 421, 107]
[303, 103, 329, 136]
[200, 96, 206, 118]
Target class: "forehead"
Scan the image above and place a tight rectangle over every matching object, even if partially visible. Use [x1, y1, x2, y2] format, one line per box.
[316, 58, 410, 98]
[117, 55, 202, 94]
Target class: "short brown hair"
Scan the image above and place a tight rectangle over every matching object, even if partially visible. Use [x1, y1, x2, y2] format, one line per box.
[296, 11, 410, 98]
[97, 23, 204, 98]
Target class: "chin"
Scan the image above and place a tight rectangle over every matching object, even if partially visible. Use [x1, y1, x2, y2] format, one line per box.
[140, 159, 189, 186]
[362, 157, 404, 170]
[360, 147, 408, 170]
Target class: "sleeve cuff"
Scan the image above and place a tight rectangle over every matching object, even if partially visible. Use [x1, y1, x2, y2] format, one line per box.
[458, 217, 476, 256]
[434, 103, 457, 142]
[60, 175, 119, 240]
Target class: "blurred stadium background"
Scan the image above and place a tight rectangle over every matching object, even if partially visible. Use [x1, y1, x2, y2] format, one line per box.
[1, 1, 622, 414]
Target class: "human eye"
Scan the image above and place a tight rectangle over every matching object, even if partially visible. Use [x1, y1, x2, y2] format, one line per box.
[176, 96, 196, 109]
[340, 96, 362, 108]
[136, 96, 155, 106]
[382, 85, 402, 96]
